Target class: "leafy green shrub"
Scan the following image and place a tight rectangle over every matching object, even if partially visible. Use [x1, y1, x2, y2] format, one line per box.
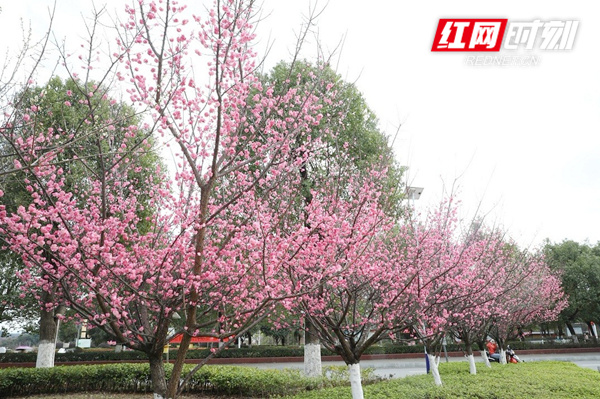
[0, 362, 379, 397]
[0, 349, 148, 363]
[0, 346, 313, 363]
[1, 340, 598, 364]
[505, 339, 600, 351]
[0, 363, 153, 397]
[187, 345, 313, 359]
[185, 366, 322, 396]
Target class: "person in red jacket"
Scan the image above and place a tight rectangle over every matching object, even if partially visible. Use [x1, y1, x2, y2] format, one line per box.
[486, 338, 500, 362]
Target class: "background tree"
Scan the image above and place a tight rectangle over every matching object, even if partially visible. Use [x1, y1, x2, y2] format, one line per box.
[259, 324, 291, 346]
[544, 240, 600, 342]
[0, 251, 37, 330]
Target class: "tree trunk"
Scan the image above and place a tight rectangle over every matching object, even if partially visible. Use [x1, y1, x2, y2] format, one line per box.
[348, 363, 364, 399]
[36, 290, 57, 368]
[566, 321, 579, 343]
[299, 136, 322, 378]
[496, 337, 507, 365]
[167, 224, 205, 398]
[149, 351, 168, 399]
[499, 347, 507, 365]
[303, 318, 322, 377]
[464, 339, 476, 374]
[476, 340, 491, 368]
[587, 321, 598, 343]
[427, 353, 442, 386]
[466, 353, 477, 374]
[167, 331, 191, 397]
[480, 349, 491, 368]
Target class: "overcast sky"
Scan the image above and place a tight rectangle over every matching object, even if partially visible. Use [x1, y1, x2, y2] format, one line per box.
[1, 0, 599, 248]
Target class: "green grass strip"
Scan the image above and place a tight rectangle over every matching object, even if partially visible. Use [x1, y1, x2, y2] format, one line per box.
[285, 361, 600, 399]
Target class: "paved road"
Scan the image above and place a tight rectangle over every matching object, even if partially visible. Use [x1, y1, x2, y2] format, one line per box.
[242, 352, 600, 379]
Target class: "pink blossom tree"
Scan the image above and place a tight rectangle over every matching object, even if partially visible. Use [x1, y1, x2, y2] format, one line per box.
[292, 198, 483, 396]
[404, 204, 565, 384]
[419, 224, 566, 377]
[1, 73, 163, 367]
[406, 200, 489, 385]
[259, 59, 405, 377]
[487, 249, 567, 364]
[292, 178, 418, 399]
[0, 1, 346, 398]
[444, 233, 522, 374]
[0, 3, 58, 352]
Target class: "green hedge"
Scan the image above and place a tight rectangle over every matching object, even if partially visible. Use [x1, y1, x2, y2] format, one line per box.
[503, 340, 600, 351]
[0, 363, 377, 397]
[0, 349, 147, 363]
[0, 363, 153, 397]
[2, 341, 598, 364]
[0, 344, 445, 363]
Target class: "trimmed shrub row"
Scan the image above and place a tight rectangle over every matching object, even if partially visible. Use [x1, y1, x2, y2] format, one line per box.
[2, 341, 598, 364]
[0, 343, 453, 363]
[0, 363, 154, 397]
[0, 363, 377, 397]
[0, 349, 146, 363]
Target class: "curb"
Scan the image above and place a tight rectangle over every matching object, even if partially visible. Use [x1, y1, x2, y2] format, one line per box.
[2, 347, 600, 368]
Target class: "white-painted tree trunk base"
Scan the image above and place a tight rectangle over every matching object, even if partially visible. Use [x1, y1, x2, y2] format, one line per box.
[499, 348, 507, 364]
[349, 363, 364, 399]
[303, 343, 322, 377]
[36, 340, 56, 368]
[427, 354, 443, 386]
[467, 354, 477, 374]
[480, 350, 491, 368]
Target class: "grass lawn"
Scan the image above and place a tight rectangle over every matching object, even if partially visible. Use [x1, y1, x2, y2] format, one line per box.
[284, 361, 600, 398]
[12, 361, 600, 398]
[18, 396, 241, 399]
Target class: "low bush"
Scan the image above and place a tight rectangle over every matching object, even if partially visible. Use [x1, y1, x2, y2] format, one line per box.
[0, 349, 147, 363]
[0, 344, 461, 364]
[2, 340, 598, 364]
[0, 363, 153, 397]
[0, 362, 378, 397]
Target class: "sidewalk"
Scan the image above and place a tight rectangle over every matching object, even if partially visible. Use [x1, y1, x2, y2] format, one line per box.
[2, 348, 600, 376]
[231, 350, 600, 379]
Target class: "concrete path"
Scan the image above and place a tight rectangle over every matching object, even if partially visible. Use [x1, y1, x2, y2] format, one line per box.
[240, 351, 600, 379]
